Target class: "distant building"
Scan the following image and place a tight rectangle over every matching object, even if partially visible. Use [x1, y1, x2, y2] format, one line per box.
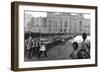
[25, 16, 48, 33]
[46, 12, 90, 35]
[47, 12, 71, 34]
[25, 12, 90, 35]
[24, 13, 33, 32]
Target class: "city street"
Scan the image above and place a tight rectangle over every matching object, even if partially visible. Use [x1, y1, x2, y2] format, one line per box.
[25, 39, 73, 61]
[24, 11, 91, 62]
[24, 35, 90, 61]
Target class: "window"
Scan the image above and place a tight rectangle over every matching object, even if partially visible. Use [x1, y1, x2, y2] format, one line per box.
[54, 21, 57, 29]
[80, 29, 81, 32]
[64, 21, 68, 27]
[60, 29, 62, 32]
[49, 24, 52, 31]
[60, 21, 62, 27]
[36, 24, 39, 26]
[43, 18, 47, 27]
[79, 21, 82, 27]
[49, 19, 52, 24]
[64, 29, 67, 32]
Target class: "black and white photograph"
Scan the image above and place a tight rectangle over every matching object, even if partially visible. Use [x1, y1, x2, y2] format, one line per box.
[24, 11, 91, 61]
[11, 1, 97, 71]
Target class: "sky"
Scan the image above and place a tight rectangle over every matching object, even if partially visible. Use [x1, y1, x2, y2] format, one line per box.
[25, 11, 47, 17]
[25, 11, 91, 18]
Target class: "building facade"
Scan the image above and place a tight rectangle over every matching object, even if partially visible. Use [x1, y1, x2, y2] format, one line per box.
[25, 12, 90, 35]
[46, 12, 90, 35]
[24, 13, 33, 32]
[25, 17, 48, 33]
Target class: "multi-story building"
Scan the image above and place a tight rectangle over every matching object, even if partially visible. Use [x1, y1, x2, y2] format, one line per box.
[24, 13, 33, 32]
[25, 12, 90, 35]
[47, 12, 90, 35]
[25, 16, 48, 33]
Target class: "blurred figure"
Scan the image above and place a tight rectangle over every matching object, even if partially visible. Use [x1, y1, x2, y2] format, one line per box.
[28, 35, 33, 59]
[70, 42, 79, 59]
[77, 33, 90, 59]
[38, 42, 47, 58]
[35, 38, 41, 57]
[31, 39, 37, 57]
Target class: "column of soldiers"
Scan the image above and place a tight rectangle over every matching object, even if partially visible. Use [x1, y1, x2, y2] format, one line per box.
[25, 36, 47, 59]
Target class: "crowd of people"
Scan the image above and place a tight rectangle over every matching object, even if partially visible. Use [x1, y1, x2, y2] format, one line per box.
[70, 33, 90, 59]
[25, 32, 90, 60]
[25, 37, 48, 59]
[24, 34, 65, 59]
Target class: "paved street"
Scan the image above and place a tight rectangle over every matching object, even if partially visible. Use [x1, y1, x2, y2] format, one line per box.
[24, 35, 90, 61]
[25, 40, 73, 61]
